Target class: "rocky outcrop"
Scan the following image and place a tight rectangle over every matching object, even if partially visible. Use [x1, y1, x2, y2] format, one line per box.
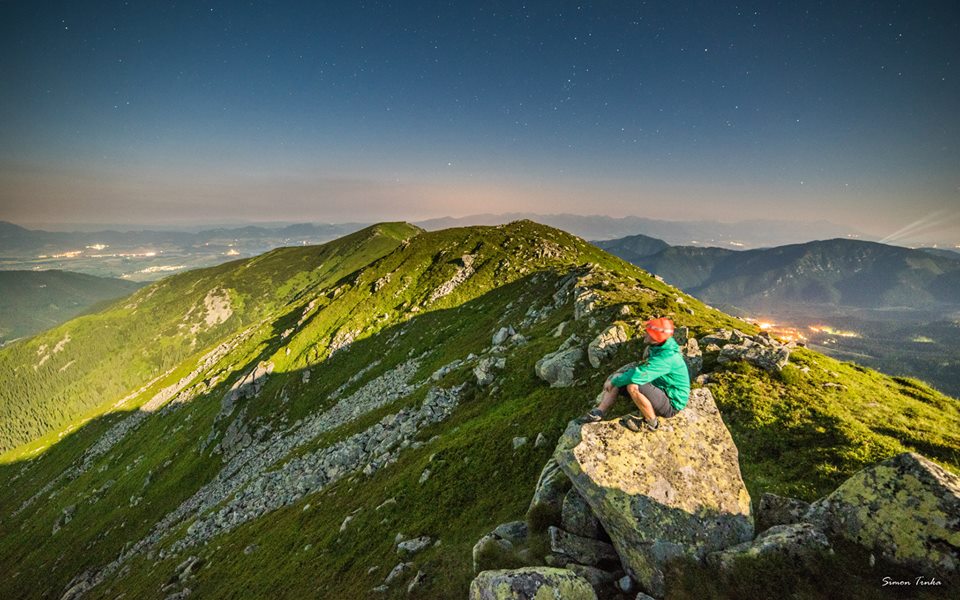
[702, 329, 792, 372]
[707, 523, 831, 571]
[469, 567, 597, 600]
[429, 254, 476, 302]
[554, 388, 753, 597]
[173, 385, 463, 551]
[587, 325, 627, 369]
[804, 452, 960, 575]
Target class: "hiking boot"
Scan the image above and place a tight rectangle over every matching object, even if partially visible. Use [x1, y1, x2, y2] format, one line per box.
[578, 408, 605, 424]
[620, 414, 659, 432]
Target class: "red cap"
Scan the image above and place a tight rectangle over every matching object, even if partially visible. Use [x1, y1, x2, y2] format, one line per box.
[645, 317, 674, 344]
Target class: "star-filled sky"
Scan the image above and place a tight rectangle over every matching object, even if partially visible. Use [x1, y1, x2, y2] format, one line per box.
[1, 1, 958, 242]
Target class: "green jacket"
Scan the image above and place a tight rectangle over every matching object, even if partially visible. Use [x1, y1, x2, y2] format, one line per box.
[609, 337, 691, 411]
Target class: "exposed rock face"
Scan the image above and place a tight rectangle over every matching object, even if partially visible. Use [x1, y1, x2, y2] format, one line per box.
[548, 526, 619, 567]
[526, 458, 572, 530]
[429, 254, 477, 302]
[587, 325, 627, 369]
[804, 452, 960, 575]
[535, 348, 583, 388]
[554, 388, 753, 597]
[756, 492, 810, 533]
[707, 523, 831, 571]
[469, 567, 597, 600]
[561, 488, 604, 540]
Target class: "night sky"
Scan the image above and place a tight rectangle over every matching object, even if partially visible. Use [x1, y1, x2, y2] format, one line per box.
[1, 1, 958, 242]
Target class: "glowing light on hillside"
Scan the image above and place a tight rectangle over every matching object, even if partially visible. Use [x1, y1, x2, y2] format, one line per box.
[51, 250, 82, 258]
[86, 243, 108, 250]
[757, 322, 774, 330]
[138, 265, 185, 274]
[728, 241, 745, 247]
[225, 249, 240, 256]
[808, 325, 859, 338]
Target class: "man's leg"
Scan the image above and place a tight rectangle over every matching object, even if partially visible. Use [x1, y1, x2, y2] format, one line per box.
[581, 376, 619, 422]
[625, 383, 657, 423]
[597, 376, 620, 414]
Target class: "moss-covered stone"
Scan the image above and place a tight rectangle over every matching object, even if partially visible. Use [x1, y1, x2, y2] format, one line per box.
[554, 387, 753, 597]
[469, 567, 597, 600]
[805, 452, 960, 577]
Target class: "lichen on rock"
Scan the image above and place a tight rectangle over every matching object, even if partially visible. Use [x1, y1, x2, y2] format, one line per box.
[553, 387, 753, 597]
[804, 452, 960, 576]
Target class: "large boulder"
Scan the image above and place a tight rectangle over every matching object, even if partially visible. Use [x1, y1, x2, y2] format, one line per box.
[804, 452, 960, 576]
[554, 388, 753, 597]
[469, 567, 597, 600]
[535, 347, 583, 388]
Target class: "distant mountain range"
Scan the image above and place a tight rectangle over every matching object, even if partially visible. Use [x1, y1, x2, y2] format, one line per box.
[415, 213, 869, 248]
[596, 234, 960, 312]
[0, 270, 142, 344]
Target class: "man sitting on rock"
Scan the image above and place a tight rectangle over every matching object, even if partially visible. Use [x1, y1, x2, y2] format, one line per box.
[580, 317, 690, 432]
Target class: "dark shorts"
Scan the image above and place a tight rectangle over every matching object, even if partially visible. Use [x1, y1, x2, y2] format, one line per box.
[618, 383, 678, 418]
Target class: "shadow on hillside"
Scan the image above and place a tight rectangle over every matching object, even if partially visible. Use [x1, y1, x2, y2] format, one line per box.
[0, 268, 574, 523]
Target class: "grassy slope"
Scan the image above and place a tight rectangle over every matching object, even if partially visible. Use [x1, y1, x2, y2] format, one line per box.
[0, 270, 144, 343]
[0, 222, 419, 456]
[0, 221, 956, 599]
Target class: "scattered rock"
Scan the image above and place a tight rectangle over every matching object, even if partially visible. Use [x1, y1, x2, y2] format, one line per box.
[243, 545, 258, 555]
[475, 357, 506, 387]
[554, 388, 753, 597]
[385, 562, 414, 585]
[493, 521, 529, 545]
[469, 567, 597, 600]
[707, 522, 832, 571]
[473, 534, 514, 573]
[493, 326, 516, 346]
[804, 452, 960, 575]
[52, 504, 76, 535]
[340, 515, 354, 533]
[535, 347, 583, 388]
[419, 469, 431, 484]
[407, 570, 426, 594]
[534, 433, 548, 449]
[587, 325, 627, 369]
[397, 536, 433, 556]
[706, 329, 792, 372]
[512, 437, 528, 450]
[756, 492, 810, 533]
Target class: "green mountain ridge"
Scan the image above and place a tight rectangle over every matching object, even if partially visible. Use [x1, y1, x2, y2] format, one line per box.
[0, 270, 143, 344]
[0, 221, 956, 599]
